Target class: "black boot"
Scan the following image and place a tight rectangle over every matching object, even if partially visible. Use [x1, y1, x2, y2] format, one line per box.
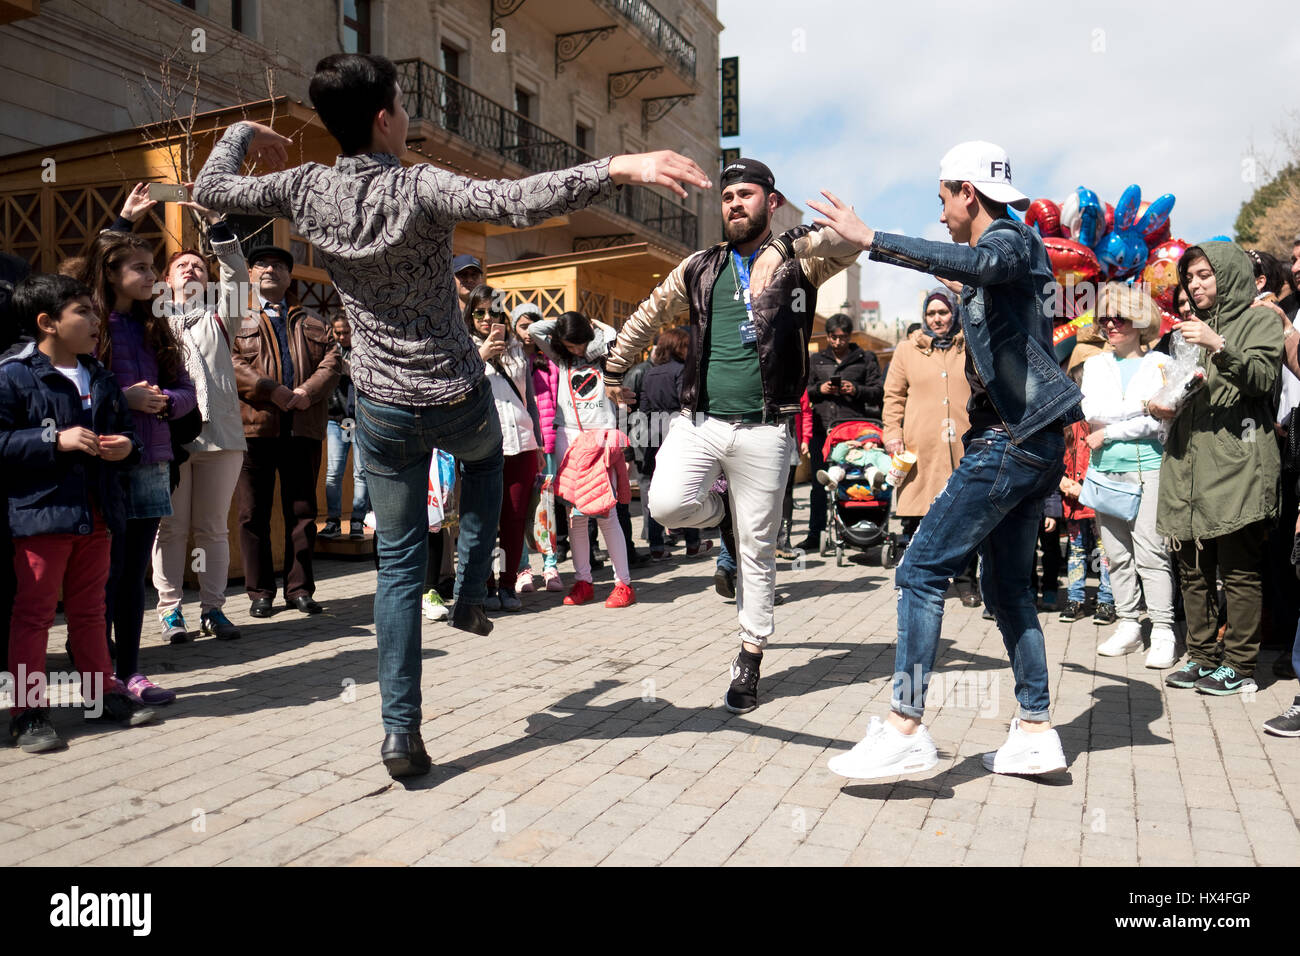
[776, 519, 796, 560]
[449, 602, 493, 635]
[381, 729, 432, 779]
[724, 647, 762, 714]
[718, 490, 737, 564]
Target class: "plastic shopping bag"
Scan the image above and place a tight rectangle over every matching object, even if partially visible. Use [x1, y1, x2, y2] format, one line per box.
[427, 449, 457, 532]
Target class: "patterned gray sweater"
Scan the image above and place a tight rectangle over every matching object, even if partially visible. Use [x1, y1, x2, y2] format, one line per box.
[193, 122, 616, 405]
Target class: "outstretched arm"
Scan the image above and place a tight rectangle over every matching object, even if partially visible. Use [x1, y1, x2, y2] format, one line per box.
[193, 122, 298, 218]
[806, 190, 1031, 288]
[415, 150, 711, 229]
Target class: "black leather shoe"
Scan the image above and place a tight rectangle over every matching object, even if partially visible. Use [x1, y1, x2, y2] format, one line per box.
[960, 591, 982, 608]
[381, 730, 431, 779]
[449, 602, 493, 635]
[714, 568, 736, 599]
[249, 598, 274, 618]
[286, 595, 323, 614]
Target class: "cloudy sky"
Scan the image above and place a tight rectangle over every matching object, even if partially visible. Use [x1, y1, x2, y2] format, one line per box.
[717, 0, 1300, 327]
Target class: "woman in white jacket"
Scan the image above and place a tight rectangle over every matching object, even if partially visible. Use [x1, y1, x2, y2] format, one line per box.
[1080, 283, 1178, 668]
[464, 286, 544, 612]
[151, 200, 249, 643]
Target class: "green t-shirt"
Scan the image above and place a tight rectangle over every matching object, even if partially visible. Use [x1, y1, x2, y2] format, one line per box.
[698, 255, 764, 418]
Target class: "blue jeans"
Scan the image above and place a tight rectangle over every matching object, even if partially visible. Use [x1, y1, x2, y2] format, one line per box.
[1065, 517, 1112, 604]
[716, 537, 736, 574]
[325, 419, 370, 521]
[355, 380, 503, 733]
[893, 427, 1065, 722]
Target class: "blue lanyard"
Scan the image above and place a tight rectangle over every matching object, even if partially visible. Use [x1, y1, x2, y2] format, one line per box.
[731, 249, 757, 319]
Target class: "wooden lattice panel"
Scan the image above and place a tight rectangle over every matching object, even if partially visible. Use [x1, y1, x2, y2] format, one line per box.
[296, 279, 343, 322]
[578, 288, 607, 324]
[501, 286, 565, 319]
[1, 191, 40, 269]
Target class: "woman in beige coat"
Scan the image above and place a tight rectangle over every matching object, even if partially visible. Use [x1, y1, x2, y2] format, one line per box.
[882, 286, 978, 605]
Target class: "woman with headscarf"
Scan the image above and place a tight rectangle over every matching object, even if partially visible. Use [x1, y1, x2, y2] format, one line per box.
[881, 286, 979, 606]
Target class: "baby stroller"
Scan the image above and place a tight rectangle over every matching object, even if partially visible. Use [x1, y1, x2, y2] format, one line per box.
[815, 420, 901, 568]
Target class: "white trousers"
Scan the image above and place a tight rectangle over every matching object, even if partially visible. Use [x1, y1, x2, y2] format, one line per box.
[648, 413, 791, 647]
[1095, 469, 1176, 627]
[152, 449, 244, 614]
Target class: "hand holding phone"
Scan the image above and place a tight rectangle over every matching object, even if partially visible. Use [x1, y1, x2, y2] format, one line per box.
[490, 323, 507, 341]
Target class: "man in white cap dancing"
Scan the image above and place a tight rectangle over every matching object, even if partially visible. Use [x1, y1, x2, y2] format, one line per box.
[771, 142, 1083, 778]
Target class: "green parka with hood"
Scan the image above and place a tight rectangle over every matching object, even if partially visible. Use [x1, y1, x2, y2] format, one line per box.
[1156, 241, 1284, 543]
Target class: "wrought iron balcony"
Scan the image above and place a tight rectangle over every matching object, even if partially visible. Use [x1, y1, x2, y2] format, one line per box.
[594, 0, 697, 80]
[396, 58, 697, 249]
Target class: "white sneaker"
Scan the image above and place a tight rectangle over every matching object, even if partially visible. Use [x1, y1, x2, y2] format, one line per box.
[1097, 619, 1143, 657]
[516, 570, 536, 593]
[1144, 625, 1179, 669]
[421, 589, 449, 622]
[980, 718, 1068, 775]
[827, 716, 939, 780]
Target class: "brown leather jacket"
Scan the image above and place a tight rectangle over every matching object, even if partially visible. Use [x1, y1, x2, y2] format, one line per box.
[231, 304, 341, 440]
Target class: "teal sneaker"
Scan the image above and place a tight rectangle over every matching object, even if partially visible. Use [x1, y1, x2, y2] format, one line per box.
[1194, 665, 1257, 696]
[160, 607, 188, 644]
[200, 608, 241, 641]
[1165, 660, 1216, 689]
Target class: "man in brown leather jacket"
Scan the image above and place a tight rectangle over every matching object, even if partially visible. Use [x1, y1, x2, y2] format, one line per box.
[232, 245, 341, 617]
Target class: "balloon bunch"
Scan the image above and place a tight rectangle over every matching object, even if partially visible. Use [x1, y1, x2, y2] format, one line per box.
[1025, 183, 1191, 316]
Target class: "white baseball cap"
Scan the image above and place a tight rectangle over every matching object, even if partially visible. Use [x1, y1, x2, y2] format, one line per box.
[939, 141, 1030, 211]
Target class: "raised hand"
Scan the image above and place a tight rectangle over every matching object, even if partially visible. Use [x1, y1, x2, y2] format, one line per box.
[244, 121, 292, 170]
[177, 183, 223, 224]
[806, 190, 874, 252]
[120, 183, 158, 224]
[609, 150, 712, 199]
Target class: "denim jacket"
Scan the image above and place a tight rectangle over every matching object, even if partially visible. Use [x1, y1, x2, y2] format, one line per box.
[869, 217, 1082, 442]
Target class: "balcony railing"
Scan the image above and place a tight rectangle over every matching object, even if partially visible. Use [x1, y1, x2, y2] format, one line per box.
[596, 0, 697, 79]
[396, 58, 697, 249]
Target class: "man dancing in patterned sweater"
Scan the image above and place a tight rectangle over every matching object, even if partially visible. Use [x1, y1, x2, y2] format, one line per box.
[195, 52, 710, 779]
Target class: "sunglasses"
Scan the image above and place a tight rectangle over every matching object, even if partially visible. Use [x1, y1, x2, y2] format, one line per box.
[471, 309, 503, 319]
[1097, 316, 1132, 326]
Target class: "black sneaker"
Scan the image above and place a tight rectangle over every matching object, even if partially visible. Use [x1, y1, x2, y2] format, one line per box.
[1166, 660, 1217, 689]
[724, 648, 762, 714]
[714, 567, 736, 599]
[349, 519, 365, 537]
[1263, 698, 1300, 737]
[796, 533, 820, 553]
[320, 520, 342, 538]
[87, 692, 158, 727]
[10, 709, 64, 753]
[1058, 600, 1087, 623]
[1194, 665, 1257, 697]
[1092, 602, 1117, 625]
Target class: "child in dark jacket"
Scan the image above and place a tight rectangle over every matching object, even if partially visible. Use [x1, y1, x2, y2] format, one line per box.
[0, 274, 156, 753]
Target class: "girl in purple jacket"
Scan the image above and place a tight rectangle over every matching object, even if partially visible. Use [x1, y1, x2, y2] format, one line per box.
[79, 232, 196, 705]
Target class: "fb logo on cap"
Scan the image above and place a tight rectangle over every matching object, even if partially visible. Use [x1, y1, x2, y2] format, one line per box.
[990, 161, 1012, 181]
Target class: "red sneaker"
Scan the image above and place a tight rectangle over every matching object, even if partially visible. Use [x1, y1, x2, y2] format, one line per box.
[605, 583, 636, 608]
[563, 580, 595, 606]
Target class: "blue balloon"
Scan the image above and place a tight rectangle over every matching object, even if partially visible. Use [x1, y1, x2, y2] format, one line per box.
[1095, 229, 1148, 279]
[1204, 234, 1232, 243]
[1114, 184, 1142, 231]
[1076, 187, 1104, 248]
[1136, 193, 1175, 239]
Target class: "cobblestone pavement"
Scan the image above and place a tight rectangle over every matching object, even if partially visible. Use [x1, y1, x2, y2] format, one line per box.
[2, 493, 1298, 867]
